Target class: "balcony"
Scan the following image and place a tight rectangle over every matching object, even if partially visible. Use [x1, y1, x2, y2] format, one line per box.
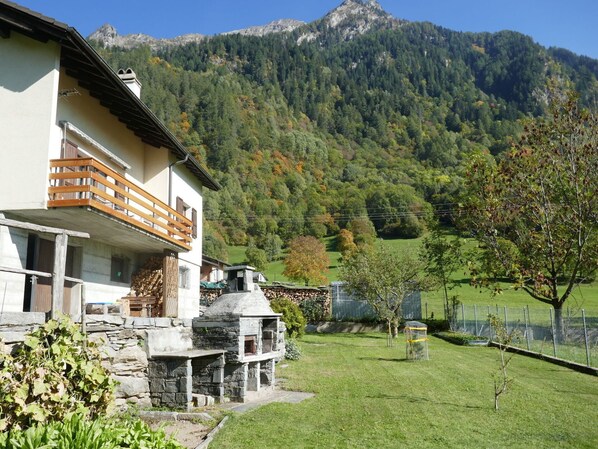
[48, 158, 192, 251]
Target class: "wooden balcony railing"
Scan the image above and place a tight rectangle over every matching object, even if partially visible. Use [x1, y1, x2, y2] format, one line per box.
[48, 158, 193, 250]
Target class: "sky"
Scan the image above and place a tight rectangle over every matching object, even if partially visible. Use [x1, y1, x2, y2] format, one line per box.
[12, 0, 598, 59]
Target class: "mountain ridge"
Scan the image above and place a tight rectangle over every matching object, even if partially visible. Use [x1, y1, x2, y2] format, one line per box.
[89, 0, 402, 48]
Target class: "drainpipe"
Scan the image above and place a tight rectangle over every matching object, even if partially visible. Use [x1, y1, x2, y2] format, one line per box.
[168, 154, 189, 207]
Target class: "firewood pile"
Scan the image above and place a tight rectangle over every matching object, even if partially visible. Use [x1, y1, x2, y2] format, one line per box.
[129, 256, 163, 316]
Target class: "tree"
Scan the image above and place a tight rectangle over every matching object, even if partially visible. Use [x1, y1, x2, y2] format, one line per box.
[461, 85, 598, 339]
[488, 314, 518, 411]
[419, 226, 463, 325]
[282, 236, 329, 286]
[245, 244, 267, 272]
[336, 229, 357, 257]
[340, 244, 429, 339]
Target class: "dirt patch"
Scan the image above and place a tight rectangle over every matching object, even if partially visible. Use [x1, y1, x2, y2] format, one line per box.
[144, 414, 218, 449]
[150, 419, 210, 449]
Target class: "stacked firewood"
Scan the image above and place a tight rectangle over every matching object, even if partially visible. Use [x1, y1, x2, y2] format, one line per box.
[130, 256, 163, 316]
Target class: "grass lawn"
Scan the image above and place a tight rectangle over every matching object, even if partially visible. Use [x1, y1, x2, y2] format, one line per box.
[211, 333, 598, 449]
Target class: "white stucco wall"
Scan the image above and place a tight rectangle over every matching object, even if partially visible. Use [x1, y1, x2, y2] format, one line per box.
[0, 33, 60, 210]
[0, 224, 29, 312]
[76, 239, 139, 304]
[171, 163, 203, 318]
[56, 72, 147, 183]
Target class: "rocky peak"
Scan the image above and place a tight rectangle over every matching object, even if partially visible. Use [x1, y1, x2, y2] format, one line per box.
[88, 24, 205, 50]
[320, 0, 401, 40]
[224, 19, 306, 37]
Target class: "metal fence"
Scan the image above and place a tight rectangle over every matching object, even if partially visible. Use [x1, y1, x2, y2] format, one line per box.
[448, 304, 598, 368]
[330, 282, 422, 321]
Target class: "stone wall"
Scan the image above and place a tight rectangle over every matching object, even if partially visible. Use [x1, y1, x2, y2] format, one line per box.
[0, 313, 194, 409]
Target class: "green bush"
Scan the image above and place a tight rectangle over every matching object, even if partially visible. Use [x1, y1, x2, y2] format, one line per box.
[299, 295, 329, 322]
[284, 339, 302, 361]
[0, 316, 116, 431]
[421, 319, 450, 333]
[270, 297, 307, 338]
[434, 331, 488, 345]
[0, 414, 184, 449]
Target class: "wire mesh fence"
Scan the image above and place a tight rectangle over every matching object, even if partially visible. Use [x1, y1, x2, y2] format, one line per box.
[443, 303, 598, 368]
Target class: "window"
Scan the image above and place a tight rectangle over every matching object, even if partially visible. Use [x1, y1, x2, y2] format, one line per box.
[110, 256, 129, 283]
[179, 266, 191, 289]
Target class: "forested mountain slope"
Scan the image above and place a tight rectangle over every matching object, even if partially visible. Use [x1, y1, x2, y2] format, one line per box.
[92, 0, 598, 261]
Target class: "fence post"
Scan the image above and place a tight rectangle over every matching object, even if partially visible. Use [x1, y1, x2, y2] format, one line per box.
[549, 308, 557, 358]
[582, 309, 591, 367]
[504, 306, 508, 333]
[524, 307, 530, 351]
[461, 303, 466, 332]
[425, 302, 428, 320]
[474, 304, 478, 336]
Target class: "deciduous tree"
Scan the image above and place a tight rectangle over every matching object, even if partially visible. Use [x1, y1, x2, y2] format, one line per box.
[461, 85, 598, 338]
[340, 244, 429, 339]
[283, 236, 329, 286]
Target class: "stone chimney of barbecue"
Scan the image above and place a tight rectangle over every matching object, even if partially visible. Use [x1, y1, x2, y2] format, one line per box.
[225, 265, 256, 293]
[117, 68, 141, 98]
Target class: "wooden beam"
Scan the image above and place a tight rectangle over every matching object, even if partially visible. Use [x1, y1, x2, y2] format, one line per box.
[0, 217, 89, 238]
[163, 249, 179, 317]
[51, 232, 68, 319]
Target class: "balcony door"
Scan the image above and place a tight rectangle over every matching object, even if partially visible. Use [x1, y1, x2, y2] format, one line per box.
[59, 140, 85, 200]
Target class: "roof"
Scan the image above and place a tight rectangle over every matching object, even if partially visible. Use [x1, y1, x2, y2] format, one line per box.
[0, 0, 220, 191]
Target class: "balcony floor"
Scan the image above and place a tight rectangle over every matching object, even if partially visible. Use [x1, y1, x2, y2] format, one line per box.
[6, 207, 187, 253]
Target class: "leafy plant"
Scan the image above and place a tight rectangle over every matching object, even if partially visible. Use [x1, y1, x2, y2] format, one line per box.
[0, 414, 185, 449]
[271, 297, 307, 338]
[284, 339, 302, 361]
[0, 316, 116, 431]
[299, 295, 329, 322]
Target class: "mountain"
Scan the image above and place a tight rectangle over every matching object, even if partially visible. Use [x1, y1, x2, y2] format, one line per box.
[89, 24, 205, 50]
[92, 1, 598, 262]
[89, 0, 402, 48]
[223, 19, 306, 37]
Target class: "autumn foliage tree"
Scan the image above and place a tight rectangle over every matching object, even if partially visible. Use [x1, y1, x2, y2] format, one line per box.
[283, 236, 330, 286]
[461, 84, 598, 338]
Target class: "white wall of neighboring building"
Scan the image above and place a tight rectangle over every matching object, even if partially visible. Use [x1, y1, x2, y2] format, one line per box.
[0, 33, 60, 211]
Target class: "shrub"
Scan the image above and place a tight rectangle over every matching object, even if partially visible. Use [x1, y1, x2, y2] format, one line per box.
[299, 295, 329, 322]
[0, 414, 184, 449]
[284, 339, 302, 361]
[0, 316, 116, 431]
[421, 319, 450, 333]
[434, 331, 488, 345]
[270, 297, 307, 338]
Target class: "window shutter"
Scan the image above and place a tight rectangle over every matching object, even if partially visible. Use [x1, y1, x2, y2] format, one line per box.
[192, 208, 198, 239]
[176, 196, 184, 215]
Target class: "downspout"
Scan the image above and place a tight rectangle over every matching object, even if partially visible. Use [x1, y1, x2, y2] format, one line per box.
[168, 154, 189, 207]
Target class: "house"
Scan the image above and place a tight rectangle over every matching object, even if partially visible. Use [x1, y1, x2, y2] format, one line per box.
[0, 1, 220, 319]
[200, 255, 230, 284]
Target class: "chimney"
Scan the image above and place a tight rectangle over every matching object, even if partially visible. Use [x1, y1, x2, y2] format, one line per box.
[117, 68, 141, 98]
[225, 265, 256, 293]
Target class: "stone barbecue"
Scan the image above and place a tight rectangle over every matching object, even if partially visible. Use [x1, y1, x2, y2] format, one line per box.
[192, 266, 285, 402]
